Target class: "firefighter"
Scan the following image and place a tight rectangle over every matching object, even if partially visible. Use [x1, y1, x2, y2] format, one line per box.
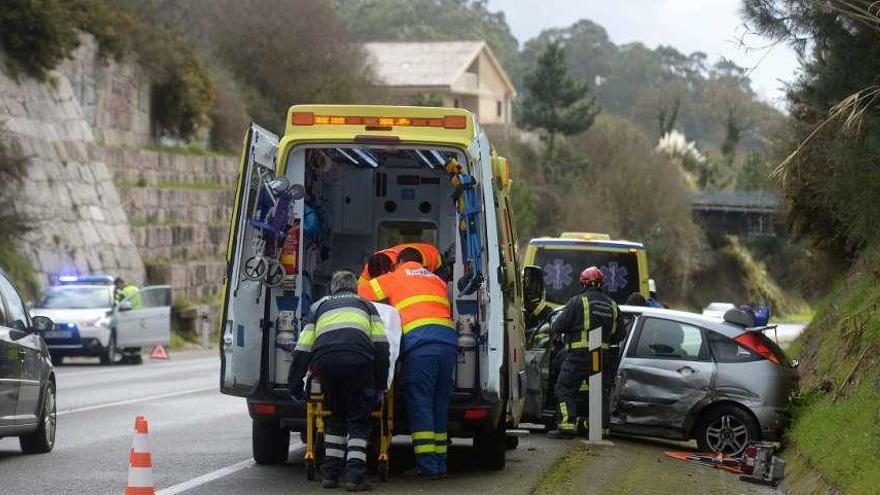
[358, 247, 456, 479]
[289, 271, 389, 491]
[547, 266, 622, 439]
[113, 277, 142, 309]
[357, 242, 442, 284]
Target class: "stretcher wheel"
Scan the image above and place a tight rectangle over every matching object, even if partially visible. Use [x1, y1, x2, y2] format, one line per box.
[305, 459, 316, 481]
[378, 460, 389, 482]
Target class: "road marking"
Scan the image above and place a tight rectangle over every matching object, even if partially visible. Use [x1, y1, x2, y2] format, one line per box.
[55, 358, 217, 378]
[155, 459, 255, 495]
[57, 386, 217, 416]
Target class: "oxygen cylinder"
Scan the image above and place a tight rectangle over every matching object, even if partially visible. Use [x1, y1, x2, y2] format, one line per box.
[274, 311, 297, 383]
[456, 315, 478, 390]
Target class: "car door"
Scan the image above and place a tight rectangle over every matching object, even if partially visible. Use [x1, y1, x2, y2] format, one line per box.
[116, 286, 171, 348]
[0, 274, 40, 424]
[220, 124, 279, 396]
[0, 325, 22, 428]
[611, 316, 715, 432]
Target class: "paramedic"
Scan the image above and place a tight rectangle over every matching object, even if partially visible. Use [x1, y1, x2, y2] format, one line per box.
[547, 267, 622, 439]
[358, 242, 442, 283]
[646, 279, 664, 308]
[358, 248, 457, 479]
[289, 271, 389, 491]
[114, 278, 142, 309]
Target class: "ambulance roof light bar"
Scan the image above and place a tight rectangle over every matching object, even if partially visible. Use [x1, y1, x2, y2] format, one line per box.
[291, 112, 467, 130]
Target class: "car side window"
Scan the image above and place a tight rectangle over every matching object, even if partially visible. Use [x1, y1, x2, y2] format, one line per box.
[706, 331, 760, 362]
[0, 274, 29, 330]
[633, 317, 708, 360]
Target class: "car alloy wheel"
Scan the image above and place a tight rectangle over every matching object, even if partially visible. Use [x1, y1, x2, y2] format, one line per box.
[704, 414, 749, 454]
[44, 386, 57, 447]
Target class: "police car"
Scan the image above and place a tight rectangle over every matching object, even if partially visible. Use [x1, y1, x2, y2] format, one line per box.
[30, 275, 172, 365]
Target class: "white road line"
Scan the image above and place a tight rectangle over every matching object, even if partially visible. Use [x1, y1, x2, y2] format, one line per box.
[56, 386, 217, 416]
[55, 358, 217, 378]
[155, 459, 255, 495]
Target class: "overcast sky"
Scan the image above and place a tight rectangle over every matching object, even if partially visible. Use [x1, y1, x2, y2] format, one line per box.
[486, 0, 801, 109]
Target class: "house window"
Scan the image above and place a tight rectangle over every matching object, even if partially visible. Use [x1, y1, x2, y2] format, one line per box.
[497, 101, 503, 118]
[454, 98, 460, 108]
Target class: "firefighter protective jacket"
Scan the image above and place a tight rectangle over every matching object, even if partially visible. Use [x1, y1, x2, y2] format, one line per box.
[550, 288, 623, 350]
[290, 290, 390, 390]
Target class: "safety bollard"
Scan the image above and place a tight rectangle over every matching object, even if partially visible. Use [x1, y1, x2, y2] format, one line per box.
[588, 328, 613, 445]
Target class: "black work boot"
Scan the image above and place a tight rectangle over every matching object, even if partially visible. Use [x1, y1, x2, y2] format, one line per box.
[576, 417, 589, 438]
[322, 478, 339, 489]
[343, 480, 373, 492]
[546, 428, 576, 439]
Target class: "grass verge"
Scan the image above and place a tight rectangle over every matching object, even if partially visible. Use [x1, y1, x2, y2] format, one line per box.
[531, 442, 595, 495]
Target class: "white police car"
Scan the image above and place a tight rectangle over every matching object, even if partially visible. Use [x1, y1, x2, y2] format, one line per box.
[30, 275, 172, 365]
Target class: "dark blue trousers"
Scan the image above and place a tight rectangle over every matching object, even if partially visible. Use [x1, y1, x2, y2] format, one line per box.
[404, 341, 457, 475]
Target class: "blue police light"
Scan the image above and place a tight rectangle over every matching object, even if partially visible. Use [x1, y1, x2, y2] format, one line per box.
[58, 275, 79, 283]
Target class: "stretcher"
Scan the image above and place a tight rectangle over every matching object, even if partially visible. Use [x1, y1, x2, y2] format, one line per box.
[303, 377, 394, 482]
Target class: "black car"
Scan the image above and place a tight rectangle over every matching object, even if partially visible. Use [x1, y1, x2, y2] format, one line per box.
[0, 268, 57, 454]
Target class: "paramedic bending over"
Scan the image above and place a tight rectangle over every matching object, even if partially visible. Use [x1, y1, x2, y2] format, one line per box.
[358, 248, 457, 479]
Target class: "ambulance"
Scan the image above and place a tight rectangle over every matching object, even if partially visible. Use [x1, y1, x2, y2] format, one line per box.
[219, 106, 543, 470]
[523, 232, 650, 307]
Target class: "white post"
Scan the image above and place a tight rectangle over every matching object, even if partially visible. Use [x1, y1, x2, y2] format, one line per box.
[588, 328, 612, 445]
[200, 306, 210, 348]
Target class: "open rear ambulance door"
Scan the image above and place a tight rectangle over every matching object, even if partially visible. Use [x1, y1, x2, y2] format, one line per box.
[220, 124, 279, 397]
[472, 132, 504, 401]
[491, 153, 527, 423]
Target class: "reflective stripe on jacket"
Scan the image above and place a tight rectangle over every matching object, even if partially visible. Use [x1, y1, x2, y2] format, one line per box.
[358, 261, 456, 350]
[358, 243, 442, 283]
[290, 291, 390, 391]
[550, 289, 621, 350]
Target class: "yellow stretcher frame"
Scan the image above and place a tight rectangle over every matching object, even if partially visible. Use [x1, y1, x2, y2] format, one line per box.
[304, 381, 395, 482]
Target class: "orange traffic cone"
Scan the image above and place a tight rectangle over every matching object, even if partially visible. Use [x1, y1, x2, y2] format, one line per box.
[149, 345, 168, 360]
[125, 416, 155, 495]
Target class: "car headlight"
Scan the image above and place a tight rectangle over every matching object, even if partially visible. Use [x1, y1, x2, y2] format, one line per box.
[81, 316, 111, 328]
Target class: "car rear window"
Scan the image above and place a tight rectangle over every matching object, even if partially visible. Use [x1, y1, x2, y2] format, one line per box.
[706, 331, 761, 363]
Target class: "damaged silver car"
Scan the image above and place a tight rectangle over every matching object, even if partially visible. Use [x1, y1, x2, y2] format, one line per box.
[523, 306, 798, 454]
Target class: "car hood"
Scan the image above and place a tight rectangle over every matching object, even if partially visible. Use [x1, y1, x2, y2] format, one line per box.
[30, 308, 110, 325]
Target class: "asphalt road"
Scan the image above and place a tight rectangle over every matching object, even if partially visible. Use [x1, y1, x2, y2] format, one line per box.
[0, 351, 569, 495]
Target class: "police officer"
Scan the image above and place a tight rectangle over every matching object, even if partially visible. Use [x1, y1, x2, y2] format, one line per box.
[358, 248, 456, 479]
[113, 277, 141, 309]
[547, 266, 622, 439]
[289, 271, 389, 491]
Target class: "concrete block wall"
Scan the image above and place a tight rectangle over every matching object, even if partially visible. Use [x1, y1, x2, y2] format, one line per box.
[0, 49, 146, 288]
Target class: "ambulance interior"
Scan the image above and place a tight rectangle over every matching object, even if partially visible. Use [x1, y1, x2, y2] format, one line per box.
[272, 145, 492, 402]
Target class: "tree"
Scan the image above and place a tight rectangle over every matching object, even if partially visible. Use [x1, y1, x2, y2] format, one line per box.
[743, 0, 880, 256]
[515, 41, 599, 172]
[333, 0, 520, 75]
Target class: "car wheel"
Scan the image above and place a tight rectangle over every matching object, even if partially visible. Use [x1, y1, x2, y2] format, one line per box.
[252, 419, 290, 465]
[99, 333, 117, 366]
[474, 424, 506, 470]
[20, 383, 56, 454]
[695, 405, 759, 455]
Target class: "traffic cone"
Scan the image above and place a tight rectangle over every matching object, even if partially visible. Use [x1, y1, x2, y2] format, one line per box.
[149, 345, 168, 360]
[125, 416, 155, 495]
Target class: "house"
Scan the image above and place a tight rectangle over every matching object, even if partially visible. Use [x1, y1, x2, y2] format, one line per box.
[364, 41, 517, 125]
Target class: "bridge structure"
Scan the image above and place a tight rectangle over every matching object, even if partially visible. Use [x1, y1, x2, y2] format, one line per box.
[689, 191, 781, 239]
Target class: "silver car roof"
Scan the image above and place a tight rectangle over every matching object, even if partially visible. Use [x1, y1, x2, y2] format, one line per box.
[619, 305, 751, 339]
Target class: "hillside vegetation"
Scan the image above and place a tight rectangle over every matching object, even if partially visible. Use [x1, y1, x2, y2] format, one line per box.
[743, 1, 880, 492]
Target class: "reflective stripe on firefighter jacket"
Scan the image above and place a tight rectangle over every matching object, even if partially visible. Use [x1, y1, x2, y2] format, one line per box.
[549, 288, 621, 350]
[358, 261, 456, 350]
[358, 243, 442, 283]
[289, 291, 390, 391]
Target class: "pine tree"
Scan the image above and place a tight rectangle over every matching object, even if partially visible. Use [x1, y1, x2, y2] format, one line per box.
[516, 41, 600, 161]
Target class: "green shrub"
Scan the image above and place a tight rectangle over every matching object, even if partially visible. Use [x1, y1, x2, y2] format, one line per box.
[0, 0, 80, 80]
